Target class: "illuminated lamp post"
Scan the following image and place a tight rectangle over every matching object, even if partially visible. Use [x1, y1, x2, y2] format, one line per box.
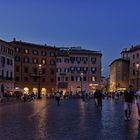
[80, 72, 84, 94]
[136, 63, 140, 91]
[38, 64, 42, 99]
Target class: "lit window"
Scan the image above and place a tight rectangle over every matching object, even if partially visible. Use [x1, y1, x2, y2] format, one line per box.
[33, 58, 38, 64]
[42, 59, 46, 65]
[15, 47, 20, 52]
[24, 49, 29, 54]
[91, 76, 96, 82]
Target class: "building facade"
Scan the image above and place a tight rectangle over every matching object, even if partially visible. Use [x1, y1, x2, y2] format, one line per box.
[109, 58, 130, 92]
[10, 40, 58, 95]
[129, 45, 140, 90]
[56, 47, 102, 94]
[0, 40, 14, 96]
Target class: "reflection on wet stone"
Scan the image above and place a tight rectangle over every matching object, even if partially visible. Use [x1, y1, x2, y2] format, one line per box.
[0, 98, 140, 140]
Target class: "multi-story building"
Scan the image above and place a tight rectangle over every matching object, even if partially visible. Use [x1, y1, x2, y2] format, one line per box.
[109, 58, 130, 92]
[10, 39, 58, 95]
[129, 45, 140, 90]
[0, 39, 14, 96]
[56, 47, 102, 94]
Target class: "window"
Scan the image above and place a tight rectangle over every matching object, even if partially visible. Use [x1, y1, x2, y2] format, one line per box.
[33, 58, 38, 64]
[24, 49, 29, 54]
[76, 57, 81, 63]
[70, 57, 75, 63]
[76, 76, 80, 81]
[6, 71, 8, 79]
[70, 67, 75, 72]
[133, 70, 135, 76]
[1, 70, 4, 79]
[10, 60, 13, 66]
[50, 60, 55, 65]
[91, 57, 96, 64]
[15, 47, 20, 53]
[50, 52, 55, 57]
[7, 58, 10, 65]
[83, 77, 86, 81]
[76, 67, 81, 72]
[1, 56, 5, 65]
[137, 53, 139, 58]
[91, 76, 96, 82]
[58, 77, 60, 81]
[65, 77, 68, 81]
[64, 68, 69, 73]
[91, 67, 96, 74]
[10, 72, 13, 80]
[24, 57, 29, 63]
[57, 58, 61, 63]
[15, 56, 20, 62]
[71, 76, 74, 81]
[41, 59, 46, 65]
[57, 68, 61, 73]
[41, 51, 47, 56]
[133, 54, 135, 59]
[33, 50, 38, 55]
[64, 58, 69, 63]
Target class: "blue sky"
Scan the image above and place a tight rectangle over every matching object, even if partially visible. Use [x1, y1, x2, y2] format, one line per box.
[1, 0, 140, 76]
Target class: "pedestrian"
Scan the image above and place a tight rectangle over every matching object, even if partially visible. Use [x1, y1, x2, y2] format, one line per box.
[135, 90, 140, 121]
[94, 89, 103, 110]
[55, 91, 61, 105]
[114, 91, 119, 100]
[123, 85, 134, 121]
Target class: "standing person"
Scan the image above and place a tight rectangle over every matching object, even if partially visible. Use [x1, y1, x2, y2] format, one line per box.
[136, 90, 140, 121]
[55, 91, 61, 105]
[123, 85, 134, 121]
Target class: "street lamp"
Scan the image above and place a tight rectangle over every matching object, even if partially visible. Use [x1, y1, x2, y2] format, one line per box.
[38, 64, 42, 99]
[80, 72, 84, 94]
[136, 63, 140, 91]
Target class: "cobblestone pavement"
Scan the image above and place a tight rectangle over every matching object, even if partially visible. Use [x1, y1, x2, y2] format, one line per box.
[0, 98, 140, 140]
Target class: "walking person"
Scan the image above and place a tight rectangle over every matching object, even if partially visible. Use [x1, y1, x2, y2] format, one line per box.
[94, 89, 103, 110]
[123, 85, 134, 121]
[55, 91, 61, 105]
[135, 90, 140, 121]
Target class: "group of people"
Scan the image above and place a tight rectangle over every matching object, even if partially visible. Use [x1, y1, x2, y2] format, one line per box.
[94, 86, 140, 121]
[123, 85, 140, 121]
[54, 87, 140, 121]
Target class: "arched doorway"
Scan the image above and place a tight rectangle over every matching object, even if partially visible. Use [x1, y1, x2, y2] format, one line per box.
[41, 88, 46, 96]
[24, 87, 29, 94]
[33, 88, 38, 95]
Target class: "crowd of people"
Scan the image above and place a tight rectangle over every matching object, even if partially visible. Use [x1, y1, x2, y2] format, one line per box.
[1, 86, 140, 121]
[54, 86, 140, 122]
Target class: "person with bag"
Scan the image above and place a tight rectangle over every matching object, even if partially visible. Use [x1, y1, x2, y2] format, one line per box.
[123, 85, 134, 121]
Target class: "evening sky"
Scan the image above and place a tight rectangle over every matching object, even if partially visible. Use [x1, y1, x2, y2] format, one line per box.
[0, 0, 140, 76]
